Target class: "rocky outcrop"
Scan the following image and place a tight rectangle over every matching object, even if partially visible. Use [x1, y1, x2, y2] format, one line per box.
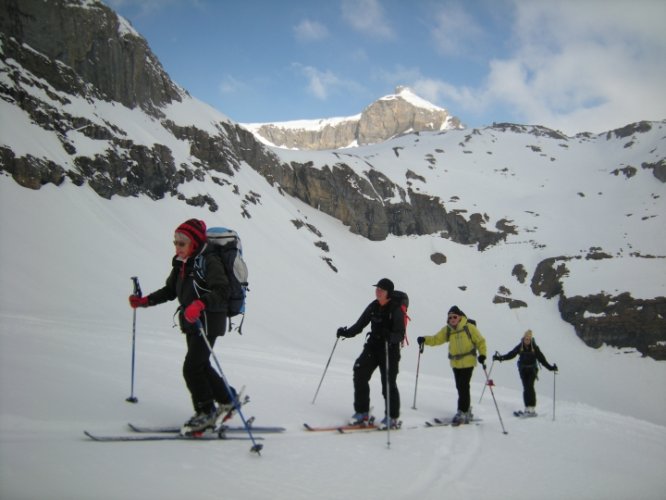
[223, 123, 503, 245]
[559, 293, 666, 360]
[249, 86, 462, 150]
[0, 0, 183, 115]
[529, 256, 666, 360]
[254, 120, 359, 150]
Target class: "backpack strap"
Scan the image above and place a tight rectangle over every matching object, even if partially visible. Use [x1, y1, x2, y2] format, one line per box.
[447, 324, 477, 360]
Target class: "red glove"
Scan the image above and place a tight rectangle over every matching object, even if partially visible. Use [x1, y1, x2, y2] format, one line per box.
[129, 295, 149, 309]
[184, 300, 205, 323]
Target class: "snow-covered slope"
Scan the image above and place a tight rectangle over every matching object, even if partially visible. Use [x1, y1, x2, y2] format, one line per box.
[1, 171, 665, 500]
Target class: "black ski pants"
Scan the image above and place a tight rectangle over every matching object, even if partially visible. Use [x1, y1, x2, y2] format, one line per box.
[183, 324, 235, 413]
[452, 367, 474, 412]
[519, 367, 538, 407]
[353, 341, 401, 419]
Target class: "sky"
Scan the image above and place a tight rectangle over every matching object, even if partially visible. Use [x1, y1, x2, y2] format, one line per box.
[107, 0, 666, 136]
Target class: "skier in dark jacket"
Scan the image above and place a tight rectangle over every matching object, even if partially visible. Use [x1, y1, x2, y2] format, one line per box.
[493, 329, 557, 417]
[129, 219, 237, 434]
[337, 278, 405, 430]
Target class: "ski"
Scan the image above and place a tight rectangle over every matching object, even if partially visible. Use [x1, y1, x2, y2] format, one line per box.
[84, 430, 264, 442]
[128, 421, 286, 434]
[303, 421, 403, 433]
[425, 417, 482, 427]
[303, 422, 377, 433]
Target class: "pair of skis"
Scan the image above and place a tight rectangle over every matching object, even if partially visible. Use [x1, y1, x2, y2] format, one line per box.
[84, 420, 286, 442]
[303, 419, 402, 433]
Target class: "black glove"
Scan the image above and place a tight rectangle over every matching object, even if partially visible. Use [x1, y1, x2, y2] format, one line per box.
[478, 354, 486, 365]
[337, 327, 350, 338]
[493, 352, 501, 362]
[552, 363, 558, 372]
[417, 336, 425, 346]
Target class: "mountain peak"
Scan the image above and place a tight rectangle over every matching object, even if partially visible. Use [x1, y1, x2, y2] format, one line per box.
[243, 86, 462, 150]
[380, 86, 445, 113]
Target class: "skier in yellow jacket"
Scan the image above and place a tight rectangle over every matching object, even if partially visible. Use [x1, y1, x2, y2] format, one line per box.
[417, 305, 487, 424]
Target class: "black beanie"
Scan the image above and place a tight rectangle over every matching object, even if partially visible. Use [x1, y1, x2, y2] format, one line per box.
[448, 305, 465, 317]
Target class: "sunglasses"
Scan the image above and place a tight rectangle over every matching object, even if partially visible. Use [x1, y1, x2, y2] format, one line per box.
[173, 240, 188, 248]
[448, 315, 459, 320]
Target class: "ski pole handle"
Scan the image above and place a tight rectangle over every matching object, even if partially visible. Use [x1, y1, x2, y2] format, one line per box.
[131, 276, 142, 297]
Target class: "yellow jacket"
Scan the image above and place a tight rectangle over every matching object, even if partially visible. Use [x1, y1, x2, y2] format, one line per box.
[424, 316, 487, 369]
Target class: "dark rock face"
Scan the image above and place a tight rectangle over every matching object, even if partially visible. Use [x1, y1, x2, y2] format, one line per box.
[530, 256, 666, 360]
[0, 0, 183, 114]
[223, 123, 503, 246]
[559, 293, 666, 360]
[530, 257, 570, 299]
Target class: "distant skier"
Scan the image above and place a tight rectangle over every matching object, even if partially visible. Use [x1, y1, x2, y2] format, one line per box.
[128, 219, 238, 434]
[417, 306, 487, 424]
[336, 278, 405, 430]
[493, 329, 558, 417]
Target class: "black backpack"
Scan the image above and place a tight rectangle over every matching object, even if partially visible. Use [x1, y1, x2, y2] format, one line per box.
[194, 227, 249, 333]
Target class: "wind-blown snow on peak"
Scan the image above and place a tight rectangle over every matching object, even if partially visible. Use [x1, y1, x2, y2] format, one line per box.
[381, 85, 446, 113]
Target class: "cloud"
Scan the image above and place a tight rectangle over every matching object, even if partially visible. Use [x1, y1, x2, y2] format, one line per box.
[293, 64, 362, 101]
[487, 0, 666, 133]
[413, 1, 666, 134]
[429, 4, 485, 57]
[293, 19, 329, 42]
[341, 0, 394, 39]
[217, 75, 246, 95]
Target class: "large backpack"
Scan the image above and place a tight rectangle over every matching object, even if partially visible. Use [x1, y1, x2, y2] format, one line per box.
[446, 317, 478, 360]
[391, 290, 411, 346]
[195, 227, 249, 334]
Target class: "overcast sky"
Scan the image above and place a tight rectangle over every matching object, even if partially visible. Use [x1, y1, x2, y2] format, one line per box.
[108, 0, 666, 135]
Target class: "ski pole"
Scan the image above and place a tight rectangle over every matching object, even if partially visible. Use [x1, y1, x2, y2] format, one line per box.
[411, 342, 424, 410]
[384, 340, 391, 449]
[478, 356, 496, 404]
[196, 320, 262, 454]
[126, 276, 141, 403]
[311, 337, 339, 404]
[481, 363, 508, 435]
[552, 368, 557, 421]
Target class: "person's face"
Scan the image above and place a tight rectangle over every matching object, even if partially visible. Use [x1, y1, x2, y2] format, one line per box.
[524, 336, 532, 345]
[174, 233, 193, 259]
[375, 287, 389, 304]
[448, 313, 461, 327]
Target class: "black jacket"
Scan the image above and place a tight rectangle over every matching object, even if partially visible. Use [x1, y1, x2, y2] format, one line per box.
[147, 244, 230, 335]
[345, 299, 405, 346]
[498, 341, 554, 372]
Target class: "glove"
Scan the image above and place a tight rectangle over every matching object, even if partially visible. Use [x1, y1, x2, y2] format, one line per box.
[493, 353, 501, 362]
[552, 363, 558, 372]
[129, 295, 149, 308]
[478, 354, 486, 365]
[417, 336, 425, 346]
[184, 300, 206, 323]
[337, 327, 350, 338]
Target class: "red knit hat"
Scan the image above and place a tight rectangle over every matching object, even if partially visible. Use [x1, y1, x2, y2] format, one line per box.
[175, 219, 207, 252]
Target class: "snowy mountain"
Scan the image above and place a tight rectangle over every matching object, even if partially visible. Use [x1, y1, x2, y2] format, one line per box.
[242, 85, 463, 150]
[1, 2, 665, 499]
